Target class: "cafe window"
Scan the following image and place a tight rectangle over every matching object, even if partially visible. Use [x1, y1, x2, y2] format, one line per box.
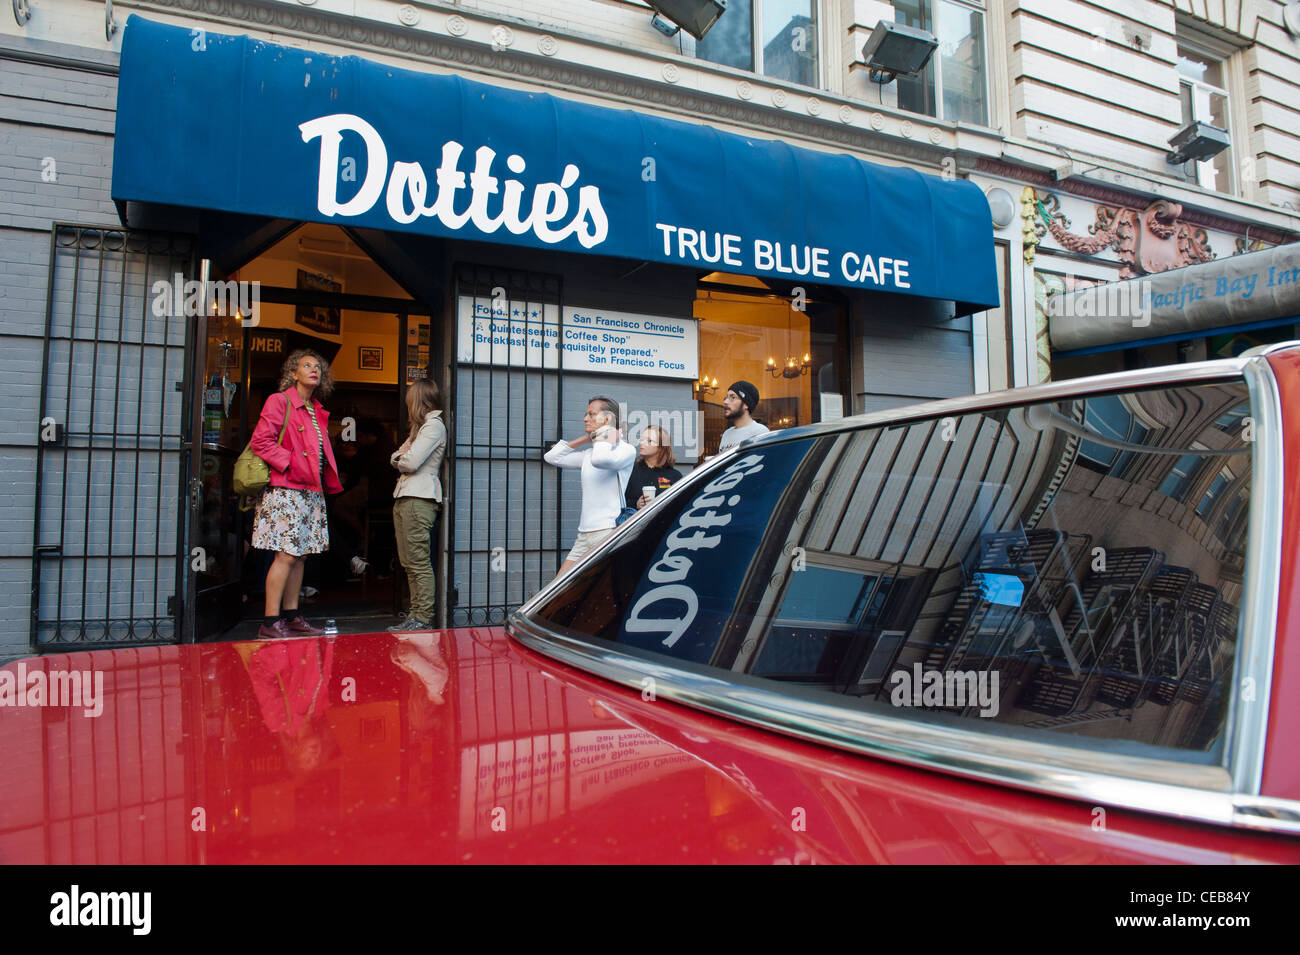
[692, 273, 848, 456]
[694, 0, 819, 88]
[892, 0, 989, 125]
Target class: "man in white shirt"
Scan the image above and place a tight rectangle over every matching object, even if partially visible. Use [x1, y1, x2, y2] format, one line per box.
[544, 396, 636, 578]
[717, 380, 770, 452]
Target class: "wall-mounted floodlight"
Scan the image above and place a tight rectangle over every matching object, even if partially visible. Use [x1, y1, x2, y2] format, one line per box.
[1166, 121, 1230, 165]
[860, 20, 938, 83]
[647, 0, 726, 42]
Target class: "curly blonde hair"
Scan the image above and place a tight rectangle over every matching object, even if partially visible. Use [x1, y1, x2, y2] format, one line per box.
[277, 349, 335, 401]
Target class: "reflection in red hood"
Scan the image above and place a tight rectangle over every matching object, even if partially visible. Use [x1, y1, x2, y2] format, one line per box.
[0, 630, 1295, 864]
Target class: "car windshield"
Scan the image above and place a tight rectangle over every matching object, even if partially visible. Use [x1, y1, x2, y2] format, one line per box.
[524, 379, 1254, 760]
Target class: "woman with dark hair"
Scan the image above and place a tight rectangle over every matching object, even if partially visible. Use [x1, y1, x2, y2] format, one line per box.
[249, 349, 344, 639]
[388, 377, 447, 632]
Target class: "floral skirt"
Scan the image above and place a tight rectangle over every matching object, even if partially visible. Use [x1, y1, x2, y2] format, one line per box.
[251, 487, 329, 555]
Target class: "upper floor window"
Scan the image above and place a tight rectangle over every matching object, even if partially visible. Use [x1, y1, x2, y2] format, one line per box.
[1175, 36, 1234, 193]
[1159, 449, 1203, 501]
[892, 0, 988, 125]
[695, 0, 819, 88]
[1196, 466, 1233, 519]
[1218, 487, 1248, 548]
[1214, 401, 1250, 434]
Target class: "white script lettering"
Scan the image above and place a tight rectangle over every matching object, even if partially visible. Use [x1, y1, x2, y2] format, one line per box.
[300, 114, 610, 248]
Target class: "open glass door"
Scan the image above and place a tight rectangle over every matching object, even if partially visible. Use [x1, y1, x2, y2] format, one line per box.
[193, 305, 249, 638]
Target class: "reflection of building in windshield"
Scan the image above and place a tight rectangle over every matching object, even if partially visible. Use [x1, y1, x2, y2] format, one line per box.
[723, 381, 1251, 750]
[541, 380, 1252, 755]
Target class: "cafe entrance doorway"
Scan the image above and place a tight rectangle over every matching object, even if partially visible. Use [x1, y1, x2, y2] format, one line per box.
[193, 224, 438, 638]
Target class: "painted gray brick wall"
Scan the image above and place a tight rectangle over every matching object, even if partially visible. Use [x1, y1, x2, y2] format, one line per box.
[0, 118, 118, 227]
[451, 361, 698, 619]
[0, 37, 168, 660]
[446, 256, 701, 621]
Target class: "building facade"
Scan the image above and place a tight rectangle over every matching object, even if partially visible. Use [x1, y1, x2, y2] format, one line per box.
[1, 0, 1297, 660]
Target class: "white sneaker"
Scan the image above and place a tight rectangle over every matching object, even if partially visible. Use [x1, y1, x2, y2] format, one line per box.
[301, 586, 318, 599]
[349, 555, 369, 575]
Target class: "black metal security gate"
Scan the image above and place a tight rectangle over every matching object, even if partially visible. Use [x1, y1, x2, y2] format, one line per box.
[451, 265, 565, 625]
[31, 224, 198, 650]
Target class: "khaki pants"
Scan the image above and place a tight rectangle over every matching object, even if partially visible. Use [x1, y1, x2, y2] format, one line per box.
[393, 497, 440, 624]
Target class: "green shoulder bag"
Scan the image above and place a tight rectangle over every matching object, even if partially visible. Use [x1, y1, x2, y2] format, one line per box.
[232, 395, 292, 498]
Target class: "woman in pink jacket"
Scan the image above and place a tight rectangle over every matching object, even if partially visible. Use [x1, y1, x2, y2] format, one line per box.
[248, 349, 344, 639]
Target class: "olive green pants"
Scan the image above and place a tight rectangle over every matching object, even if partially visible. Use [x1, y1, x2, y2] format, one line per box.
[393, 497, 441, 624]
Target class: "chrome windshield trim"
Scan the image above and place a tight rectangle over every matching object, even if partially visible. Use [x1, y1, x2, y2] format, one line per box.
[1230, 356, 1284, 797]
[508, 615, 1264, 831]
[1242, 341, 1300, 360]
[1233, 796, 1300, 835]
[731, 356, 1258, 450]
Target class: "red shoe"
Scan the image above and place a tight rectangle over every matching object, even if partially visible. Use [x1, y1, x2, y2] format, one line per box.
[285, 615, 325, 636]
[257, 620, 291, 640]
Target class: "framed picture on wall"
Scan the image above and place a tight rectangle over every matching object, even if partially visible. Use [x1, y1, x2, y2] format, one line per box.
[359, 346, 383, 370]
[295, 269, 341, 334]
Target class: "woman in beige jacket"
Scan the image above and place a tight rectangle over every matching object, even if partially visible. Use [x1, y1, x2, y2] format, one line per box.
[388, 378, 447, 631]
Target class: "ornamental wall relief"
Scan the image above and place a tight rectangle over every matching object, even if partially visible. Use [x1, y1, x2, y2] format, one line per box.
[1021, 190, 1216, 278]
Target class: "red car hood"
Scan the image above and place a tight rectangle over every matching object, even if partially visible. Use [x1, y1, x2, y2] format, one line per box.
[0, 628, 1295, 864]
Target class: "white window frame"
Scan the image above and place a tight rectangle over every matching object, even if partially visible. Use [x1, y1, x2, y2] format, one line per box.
[1173, 20, 1249, 197]
[892, 0, 992, 127]
[682, 0, 825, 91]
[933, 0, 991, 125]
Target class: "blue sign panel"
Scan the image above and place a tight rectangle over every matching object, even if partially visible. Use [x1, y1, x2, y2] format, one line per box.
[113, 17, 999, 314]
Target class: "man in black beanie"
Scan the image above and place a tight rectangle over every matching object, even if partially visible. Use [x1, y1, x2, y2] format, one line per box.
[717, 380, 770, 453]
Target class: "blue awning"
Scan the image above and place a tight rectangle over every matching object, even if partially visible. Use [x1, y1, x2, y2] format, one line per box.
[112, 17, 999, 315]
